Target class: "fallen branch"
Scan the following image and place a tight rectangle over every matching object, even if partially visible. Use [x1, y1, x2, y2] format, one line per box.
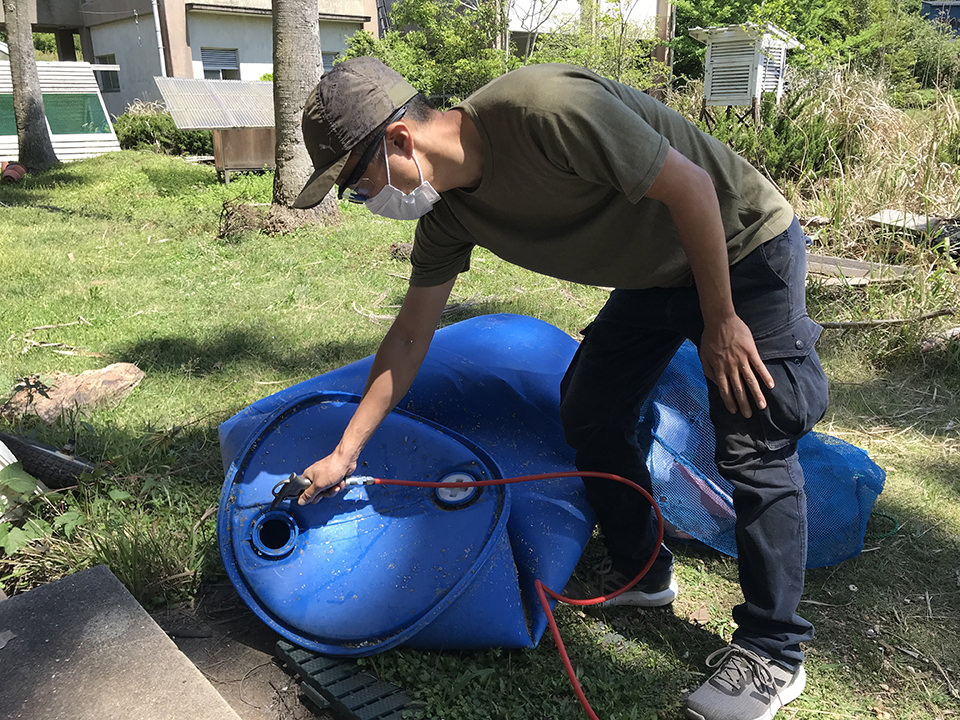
[885, 630, 960, 701]
[24, 317, 92, 339]
[929, 651, 960, 700]
[820, 307, 956, 329]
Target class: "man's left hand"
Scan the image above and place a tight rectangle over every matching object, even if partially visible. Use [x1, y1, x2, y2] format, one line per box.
[699, 315, 774, 418]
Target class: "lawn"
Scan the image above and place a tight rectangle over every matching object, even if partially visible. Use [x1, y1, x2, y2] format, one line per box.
[0, 151, 958, 719]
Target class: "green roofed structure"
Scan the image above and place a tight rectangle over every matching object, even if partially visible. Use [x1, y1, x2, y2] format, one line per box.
[0, 41, 120, 163]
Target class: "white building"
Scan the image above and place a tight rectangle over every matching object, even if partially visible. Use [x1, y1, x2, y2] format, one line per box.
[0, 1, 378, 119]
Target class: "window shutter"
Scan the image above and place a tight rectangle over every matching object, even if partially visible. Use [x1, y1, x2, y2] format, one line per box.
[201, 48, 239, 70]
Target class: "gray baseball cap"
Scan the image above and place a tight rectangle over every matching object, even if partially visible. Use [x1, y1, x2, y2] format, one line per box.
[293, 57, 418, 209]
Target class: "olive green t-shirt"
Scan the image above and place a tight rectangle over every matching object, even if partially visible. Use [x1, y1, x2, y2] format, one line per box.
[410, 64, 794, 289]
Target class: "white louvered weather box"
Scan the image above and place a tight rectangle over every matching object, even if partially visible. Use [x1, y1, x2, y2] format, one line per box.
[689, 23, 801, 108]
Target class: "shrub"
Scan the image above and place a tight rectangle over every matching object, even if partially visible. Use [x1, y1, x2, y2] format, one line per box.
[114, 101, 213, 156]
[692, 82, 852, 185]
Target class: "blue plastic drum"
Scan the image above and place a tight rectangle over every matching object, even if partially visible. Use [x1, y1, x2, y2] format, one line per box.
[217, 314, 595, 657]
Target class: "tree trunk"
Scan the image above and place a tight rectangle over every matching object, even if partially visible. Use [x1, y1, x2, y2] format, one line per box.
[2, 0, 58, 173]
[272, 0, 339, 219]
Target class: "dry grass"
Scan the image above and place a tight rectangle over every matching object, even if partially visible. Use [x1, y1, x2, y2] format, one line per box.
[671, 70, 960, 262]
[783, 72, 960, 260]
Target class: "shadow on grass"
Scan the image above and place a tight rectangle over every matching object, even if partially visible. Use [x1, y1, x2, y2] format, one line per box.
[112, 327, 380, 379]
[802, 489, 960, 711]
[363, 612, 704, 719]
[0, 166, 87, 209]
[140, 162, 221, 198]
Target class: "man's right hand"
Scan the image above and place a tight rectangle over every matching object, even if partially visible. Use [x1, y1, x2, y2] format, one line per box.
[298, 454, 355, 504]
[296, 278, 456, 506]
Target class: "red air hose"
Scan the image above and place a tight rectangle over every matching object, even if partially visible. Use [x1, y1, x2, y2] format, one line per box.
[364, 470, 664, 720]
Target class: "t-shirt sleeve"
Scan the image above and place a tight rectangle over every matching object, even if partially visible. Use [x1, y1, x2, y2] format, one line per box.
[528, 74, 671, 203]
[409, 205, 474, 287]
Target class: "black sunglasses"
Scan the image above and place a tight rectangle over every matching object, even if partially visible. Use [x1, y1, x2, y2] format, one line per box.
[337, 105, 408, 201]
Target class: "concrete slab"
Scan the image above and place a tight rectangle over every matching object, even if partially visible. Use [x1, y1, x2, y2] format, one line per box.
[866, 209, 939, 234]
[0, 565, 241, 720]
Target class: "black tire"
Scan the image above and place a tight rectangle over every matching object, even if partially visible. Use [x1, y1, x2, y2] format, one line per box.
[0, 432, 96, 488]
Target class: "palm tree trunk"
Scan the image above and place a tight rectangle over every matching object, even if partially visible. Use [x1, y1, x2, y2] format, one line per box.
[272, 0, 339, 218]
[2, 0, 58, 173]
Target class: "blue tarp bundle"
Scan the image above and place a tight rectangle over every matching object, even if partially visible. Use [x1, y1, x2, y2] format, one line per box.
[642, 340, 886, 567]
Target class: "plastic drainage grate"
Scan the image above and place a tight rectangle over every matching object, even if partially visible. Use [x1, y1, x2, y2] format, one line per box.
[275, 640, 412, 720]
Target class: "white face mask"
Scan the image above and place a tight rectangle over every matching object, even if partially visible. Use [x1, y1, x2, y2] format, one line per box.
[365, 138, 440, 220]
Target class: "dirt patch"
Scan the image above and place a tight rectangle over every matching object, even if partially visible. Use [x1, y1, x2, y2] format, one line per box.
[218, 200, 341, 241]
[389, 242, 413, 261]
[152, 581, 333, 720]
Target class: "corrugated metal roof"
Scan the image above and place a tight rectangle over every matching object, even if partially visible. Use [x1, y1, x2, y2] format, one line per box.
[1, 61, 103, 94]
[154, 77, 274, 129]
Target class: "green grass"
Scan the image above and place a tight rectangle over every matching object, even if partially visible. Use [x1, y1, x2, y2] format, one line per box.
[1, 151, 959, 719]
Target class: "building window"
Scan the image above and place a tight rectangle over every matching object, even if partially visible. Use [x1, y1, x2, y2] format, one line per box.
[1, 93, 110, 135]
[322, 52, 340, 73]
[94, 54, 120, 92]
[201, 48, 240, 80]
[0, 94, 17, 135]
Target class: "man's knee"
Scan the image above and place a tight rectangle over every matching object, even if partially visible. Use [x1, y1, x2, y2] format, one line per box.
[559, 391, 600, 451]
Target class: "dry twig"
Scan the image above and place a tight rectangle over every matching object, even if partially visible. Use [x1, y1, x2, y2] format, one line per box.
[819, 307, 955, 329]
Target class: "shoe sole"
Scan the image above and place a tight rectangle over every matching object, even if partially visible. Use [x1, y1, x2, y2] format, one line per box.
[684, 665, 806, 720]
[598, 576, 679, 608]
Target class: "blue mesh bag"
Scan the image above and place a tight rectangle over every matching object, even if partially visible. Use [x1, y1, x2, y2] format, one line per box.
[642, 341, 885, 568]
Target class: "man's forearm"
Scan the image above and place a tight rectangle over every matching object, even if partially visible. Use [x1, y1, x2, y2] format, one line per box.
[333, 324, 433, 466]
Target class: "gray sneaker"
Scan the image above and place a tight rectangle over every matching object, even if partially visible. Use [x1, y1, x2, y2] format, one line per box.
[685, 645, 806, 720]
[591, 556, 678, 607]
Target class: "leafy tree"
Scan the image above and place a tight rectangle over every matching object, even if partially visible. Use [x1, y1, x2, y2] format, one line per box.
[345, 0, 668, 97]
[673, 0, 960, 98]
[747, 0, 862, 68]
[671, 0, 757, 79]
[527, 0, 670, 91]
[32, 32, 57, 59]
[344, 0, 515, 103]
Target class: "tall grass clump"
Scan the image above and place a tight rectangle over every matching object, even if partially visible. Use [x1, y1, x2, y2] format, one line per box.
[671, 75, 855, 187]
[792, 71, 960, 255]
[3, 470, 219, 608]
[790, 72, 959, 371]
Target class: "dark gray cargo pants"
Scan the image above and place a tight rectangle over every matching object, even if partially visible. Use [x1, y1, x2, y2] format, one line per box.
[559, 218, 828, 668]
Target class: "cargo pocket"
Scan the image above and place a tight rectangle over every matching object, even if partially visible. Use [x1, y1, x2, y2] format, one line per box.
[761, 351, 829, 449]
